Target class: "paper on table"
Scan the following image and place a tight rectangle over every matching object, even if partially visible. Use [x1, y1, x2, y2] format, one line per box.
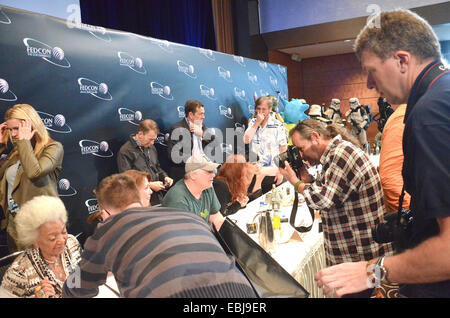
[95, 272, 119, 298]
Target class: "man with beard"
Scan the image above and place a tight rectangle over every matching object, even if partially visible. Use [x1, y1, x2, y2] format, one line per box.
[278, 120, 392, 297]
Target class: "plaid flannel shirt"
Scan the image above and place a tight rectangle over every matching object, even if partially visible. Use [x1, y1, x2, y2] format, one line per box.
[303, 135, 393, 266]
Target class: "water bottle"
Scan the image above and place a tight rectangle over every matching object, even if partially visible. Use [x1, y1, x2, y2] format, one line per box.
[272, 210, 282, 243]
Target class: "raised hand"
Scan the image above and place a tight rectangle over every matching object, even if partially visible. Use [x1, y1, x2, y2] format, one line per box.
[17, 120, 36, 141]
[0, 122, 8, 144]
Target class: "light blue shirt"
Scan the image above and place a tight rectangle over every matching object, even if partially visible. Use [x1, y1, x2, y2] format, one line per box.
[246, 116, 287, 167]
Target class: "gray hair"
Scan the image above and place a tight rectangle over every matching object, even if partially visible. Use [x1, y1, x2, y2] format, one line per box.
[15, 196, 68, 248]
[354, 9, 441, 62]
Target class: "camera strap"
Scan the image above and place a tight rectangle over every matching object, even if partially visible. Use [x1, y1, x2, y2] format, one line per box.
[396, 185, 407, 226]
[399, 60, 448, 221]
[289, 191, 315, 232]
[405, 60, 449, 123]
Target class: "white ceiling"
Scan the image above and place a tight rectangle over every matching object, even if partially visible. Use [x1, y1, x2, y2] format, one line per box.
[278, 23, 450, 59]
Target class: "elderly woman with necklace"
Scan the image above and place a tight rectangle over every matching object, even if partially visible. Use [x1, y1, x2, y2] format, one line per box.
[0, 196, 81, 298]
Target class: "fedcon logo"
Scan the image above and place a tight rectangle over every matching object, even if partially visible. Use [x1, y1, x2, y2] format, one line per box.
[58, 178, 77, 197]
[72, 23, 111, 42]
[248, 105, 255, 115]
[218, 66, 232, 82]
[278, 64, 287, 74]
[85, 198, 99, 214]
[177, 106, 185, 118]
[177, 60, 197, 79]
[155, 132, 169, 147]
[150, 81, 174, 100]
[0, 9, 11, 24]
[235, 123, 245, 135]
[234, 87, 246, 101]
[200, 84, 216, 100]
[118, 107, 142, 126]
[259, 89, 270, 97]
[79, 139, 113, 158]
[259, 61, 268, 72]
[198, 48, 215, 61]
[153, 39, 174, 53]
[220, 143, 233, 155]
[118, 52, 147, 75]
[78, 77, 112, 101]
[219, 105, 233, 119]
[247, 72, 258, 84]
[23, 38, 71, 68]
[0, 78, 17, 102]
[270, 76, 278, 88]
[37, 111, 72, 133]
[233, 55, 245, 67]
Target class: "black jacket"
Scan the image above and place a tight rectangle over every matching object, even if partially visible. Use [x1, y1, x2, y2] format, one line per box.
[117, 135, 168, 182]
[167, 118, 212, 182]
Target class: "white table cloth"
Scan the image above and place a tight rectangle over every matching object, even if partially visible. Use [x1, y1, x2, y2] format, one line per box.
[229, 182, 326, 298]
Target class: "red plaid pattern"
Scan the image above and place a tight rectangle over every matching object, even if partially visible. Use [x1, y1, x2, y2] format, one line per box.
[303, 135, 393, 266]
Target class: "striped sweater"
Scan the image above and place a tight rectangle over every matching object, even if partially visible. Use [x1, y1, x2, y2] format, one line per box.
[62, 207, 256, 298]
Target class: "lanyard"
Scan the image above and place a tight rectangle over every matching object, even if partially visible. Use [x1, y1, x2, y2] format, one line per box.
[135, 140, 157, 175]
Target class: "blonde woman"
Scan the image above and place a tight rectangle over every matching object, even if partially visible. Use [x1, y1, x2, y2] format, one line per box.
[0, 104, 64, 252]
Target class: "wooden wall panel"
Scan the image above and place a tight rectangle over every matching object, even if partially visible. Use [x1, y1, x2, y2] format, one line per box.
[268, 51, 382, 146]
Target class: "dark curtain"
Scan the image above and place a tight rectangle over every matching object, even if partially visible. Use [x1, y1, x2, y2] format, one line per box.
[79, 0, 216, 50]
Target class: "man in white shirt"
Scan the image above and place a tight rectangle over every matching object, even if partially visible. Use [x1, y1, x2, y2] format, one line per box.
[244, 96, 287, 184]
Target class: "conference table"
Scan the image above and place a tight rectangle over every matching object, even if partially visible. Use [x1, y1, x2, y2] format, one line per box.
[96, 182, 326, 298]
[228, 182, 326, 298]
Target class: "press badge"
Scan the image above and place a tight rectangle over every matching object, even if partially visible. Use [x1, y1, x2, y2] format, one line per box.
[8, 198, 19, 216]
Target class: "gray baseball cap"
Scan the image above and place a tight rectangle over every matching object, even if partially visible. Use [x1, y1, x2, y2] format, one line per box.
[185, 154, 220, 173]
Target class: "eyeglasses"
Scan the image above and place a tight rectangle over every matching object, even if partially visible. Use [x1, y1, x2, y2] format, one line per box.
[299, 121, 316, 130]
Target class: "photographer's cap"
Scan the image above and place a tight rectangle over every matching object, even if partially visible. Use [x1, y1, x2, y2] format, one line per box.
[185, 154, 220, 174]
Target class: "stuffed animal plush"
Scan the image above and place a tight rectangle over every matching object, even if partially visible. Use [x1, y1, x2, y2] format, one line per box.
[280, 98, 310, 124]
[280, 99, 310, 145]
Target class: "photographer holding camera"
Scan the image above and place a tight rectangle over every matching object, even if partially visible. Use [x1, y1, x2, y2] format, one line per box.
[278, 119, 393, 297]
[314, 9, 450, 298]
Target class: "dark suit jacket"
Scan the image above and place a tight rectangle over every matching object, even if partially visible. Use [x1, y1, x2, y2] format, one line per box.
[167, 118, 210, 182]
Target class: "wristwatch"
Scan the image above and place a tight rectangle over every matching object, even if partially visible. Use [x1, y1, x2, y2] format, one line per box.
[366, 256, 389, 288]
[374, 256, 388, 283]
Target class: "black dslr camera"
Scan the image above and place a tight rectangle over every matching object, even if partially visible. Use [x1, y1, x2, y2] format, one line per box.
[274, 145, 303, 172]
[372, 209, 413, 251]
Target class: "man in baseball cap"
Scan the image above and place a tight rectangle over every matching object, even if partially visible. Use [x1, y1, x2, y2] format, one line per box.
[162, 154, 225, 230]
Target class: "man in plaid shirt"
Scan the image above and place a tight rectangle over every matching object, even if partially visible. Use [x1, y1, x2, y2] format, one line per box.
[279, 119, 393, 268]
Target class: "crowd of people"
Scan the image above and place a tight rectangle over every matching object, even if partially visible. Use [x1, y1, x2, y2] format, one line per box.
[0, 9, 448, 298]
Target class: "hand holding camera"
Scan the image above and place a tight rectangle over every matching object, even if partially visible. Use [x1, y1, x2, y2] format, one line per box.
[276, 145, 313, 186]
[278, 161, 298, 185]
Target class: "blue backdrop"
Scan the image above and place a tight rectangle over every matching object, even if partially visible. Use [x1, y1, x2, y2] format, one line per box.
[0, 5, 288, 243]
